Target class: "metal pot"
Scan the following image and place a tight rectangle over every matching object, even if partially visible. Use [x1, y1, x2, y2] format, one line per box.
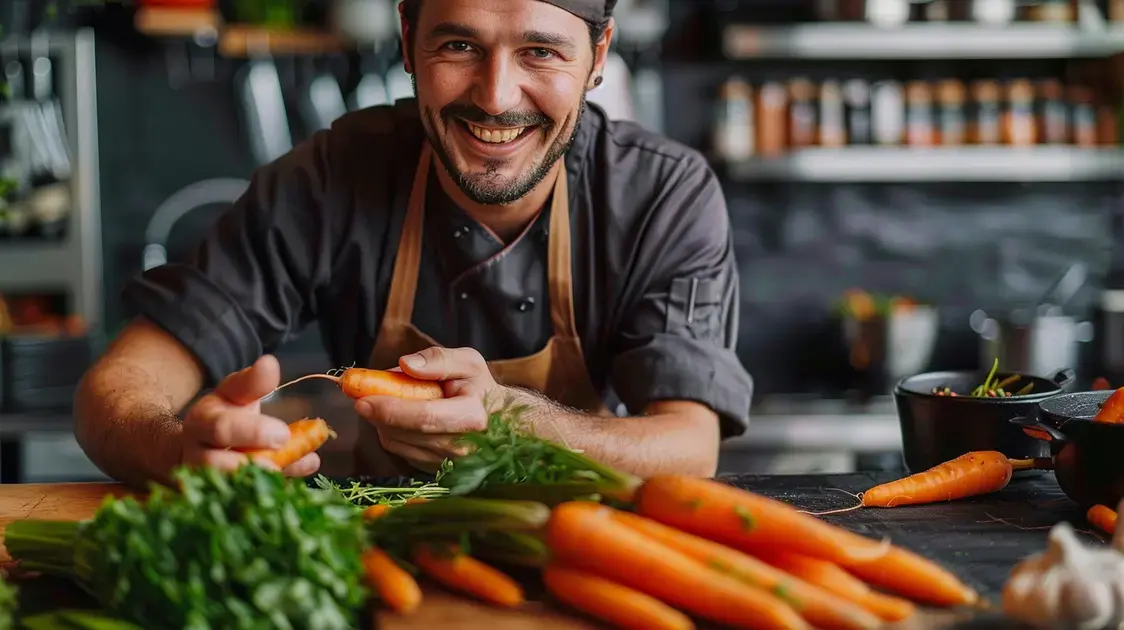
[894, 368, 1075, 473]
[843, 305, 940, 396]
[971, 308, 1093, 379]
[1010, 390, 1124, 509]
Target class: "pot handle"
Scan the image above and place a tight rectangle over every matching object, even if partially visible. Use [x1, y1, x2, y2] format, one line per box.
[1009, 415, 1067, 442]
[1050, 368, 1077, 390]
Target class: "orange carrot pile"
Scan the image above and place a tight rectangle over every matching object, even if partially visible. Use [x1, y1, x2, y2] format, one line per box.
[543, 564, 695, 630]
[1088, 504, 1118, 535]
[635, 475, 978, 608]
[547, 501, 810, 630]
[413, 544, 524, 608]
[754, 550, 915, 622]
[609, 508, 884, 630]
[1095, 387, 1124, 423]
[235, 417, 335, 469]
[862, 451, 1036, 508]
[275, 367, 443, 401]
[362, 547, 422, 614]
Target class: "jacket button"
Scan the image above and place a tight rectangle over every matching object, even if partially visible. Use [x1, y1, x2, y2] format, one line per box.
[518, 297, 536, 312]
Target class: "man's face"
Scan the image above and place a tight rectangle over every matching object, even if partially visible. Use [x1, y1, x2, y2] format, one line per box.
[403, 0, 607, 206]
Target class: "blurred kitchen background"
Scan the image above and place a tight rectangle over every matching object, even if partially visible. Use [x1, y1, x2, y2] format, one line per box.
[3, 0, 1124, 482]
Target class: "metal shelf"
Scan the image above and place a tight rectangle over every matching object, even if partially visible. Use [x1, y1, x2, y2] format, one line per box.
[725, 147, 1124, 183]
[723, 23, 1124, 59]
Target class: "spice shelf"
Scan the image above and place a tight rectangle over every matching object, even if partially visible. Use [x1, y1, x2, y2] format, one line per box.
[723, 23, 1124, 60]
[725, 147, 1124, 182]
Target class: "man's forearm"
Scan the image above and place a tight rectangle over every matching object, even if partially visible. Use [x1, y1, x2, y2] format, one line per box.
[499, 387, 721, 478]
[74, 360, 186, 489]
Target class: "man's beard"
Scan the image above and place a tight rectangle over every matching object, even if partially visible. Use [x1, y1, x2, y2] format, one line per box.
[419, 90, 587, 206]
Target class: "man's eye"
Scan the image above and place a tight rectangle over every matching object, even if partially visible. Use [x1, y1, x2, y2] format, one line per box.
[443, 41, 472, 52]
[528, 48, 556, 59]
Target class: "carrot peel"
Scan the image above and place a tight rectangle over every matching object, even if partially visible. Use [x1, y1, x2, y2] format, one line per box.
[273, 367, 443, 401]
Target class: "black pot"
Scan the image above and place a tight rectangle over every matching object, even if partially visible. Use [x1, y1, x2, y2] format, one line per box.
[894, 368, 1075, 473]
[1010, 390, 1124, 509]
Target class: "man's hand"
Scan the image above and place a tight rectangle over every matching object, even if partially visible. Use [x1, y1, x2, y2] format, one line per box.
[354, 347, 496, 472]
[180, 355, 321, 477]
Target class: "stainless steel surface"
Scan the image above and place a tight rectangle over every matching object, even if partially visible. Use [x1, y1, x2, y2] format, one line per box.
[727, 147, 1124, 182]
[972, 309, 1091, 378]
[723, 23, 1124, 60]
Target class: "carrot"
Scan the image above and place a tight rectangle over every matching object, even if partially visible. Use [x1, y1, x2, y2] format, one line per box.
[1093, 377, 1112, 391]
[610, 509, 884, 629]
[636, 475, 978, 608]
[754, 550, 915, 622]
[542, 564, 695, 630]
[862, 451, 1037, 507]
[547, 501, 810, 630]
[1088, 504, 1118, 535]
[413, 544, 524, 608]
[235, 417, 335, 469]
[1095, 387, 1124, 423]
[364, 504, 392, 520]
[362, 547, 422, 614]
[274, 367, 443, 401]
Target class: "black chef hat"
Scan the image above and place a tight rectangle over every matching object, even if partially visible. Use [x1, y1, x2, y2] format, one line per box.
[537, 0, 616, 23]
[400, 0, 615, 24]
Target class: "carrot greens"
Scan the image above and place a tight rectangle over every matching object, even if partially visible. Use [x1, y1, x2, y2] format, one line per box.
[3, 464, 368, 630]
[311, 476, 448, 507]
[0, 576, 15, 630]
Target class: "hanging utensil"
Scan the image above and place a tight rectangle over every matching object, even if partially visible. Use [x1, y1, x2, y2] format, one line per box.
[237, 42, 292, 165]
[349, 52, 389, 111]
[30, 31, 70, 181]
[300, 57, 347, 131]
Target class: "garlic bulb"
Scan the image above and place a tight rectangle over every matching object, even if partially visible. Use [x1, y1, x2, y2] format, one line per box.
[1003, 500, 1124, 630]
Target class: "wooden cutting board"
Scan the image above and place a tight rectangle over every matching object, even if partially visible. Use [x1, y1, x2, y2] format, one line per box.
[0, 483, 968, 629]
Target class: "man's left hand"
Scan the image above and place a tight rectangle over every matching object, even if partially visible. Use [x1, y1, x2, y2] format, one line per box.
[354, 347, 496, 472]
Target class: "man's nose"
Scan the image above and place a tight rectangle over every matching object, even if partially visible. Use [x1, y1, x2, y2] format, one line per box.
[472, 54, 522, 117]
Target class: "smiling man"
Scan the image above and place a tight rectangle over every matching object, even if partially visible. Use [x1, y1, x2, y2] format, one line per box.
[73, 0, 754, 488]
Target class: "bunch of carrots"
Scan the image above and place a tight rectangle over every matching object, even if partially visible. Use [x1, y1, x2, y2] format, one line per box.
[351, 475, 978, 630]
[242, 366, 982, 628]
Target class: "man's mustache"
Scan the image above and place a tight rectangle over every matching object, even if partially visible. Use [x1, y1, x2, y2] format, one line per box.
[441, 103, 551, 128]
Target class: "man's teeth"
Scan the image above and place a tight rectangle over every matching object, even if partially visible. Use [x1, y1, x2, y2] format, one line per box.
[468, 124, 526, 143]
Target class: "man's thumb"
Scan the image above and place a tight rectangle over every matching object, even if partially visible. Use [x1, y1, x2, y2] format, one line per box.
[213, 355, 281, 405]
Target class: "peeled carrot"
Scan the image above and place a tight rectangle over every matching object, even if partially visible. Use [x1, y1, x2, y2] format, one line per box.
[236, 417, 335, 469]
[754, 550, 915, 622]
[610, 509, 883, 630]
[1088, 504, 1118, 535]
[413, 544, 524, 608]
[637, 475, 978, 608]
[274, 367, 444, 401]
[543, 564, 695, 630]
[862, 451, 1035, 508]
[547, 501, 810, 630]
[362, 547, 422, 614]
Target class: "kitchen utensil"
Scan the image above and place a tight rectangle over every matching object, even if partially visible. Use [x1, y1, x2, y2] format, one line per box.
[300, 57, 347, 131]
[1009, 390, 1124, 509]
[894, 367, 1075, 473]
[841, 304, 940, 395]
[142, 178, 251, 271]
[1, 335, 93, 413]
[237, 48, 292, 166]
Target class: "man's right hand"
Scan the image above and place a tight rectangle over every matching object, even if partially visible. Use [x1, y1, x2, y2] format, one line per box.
[180, 355, 320, 476]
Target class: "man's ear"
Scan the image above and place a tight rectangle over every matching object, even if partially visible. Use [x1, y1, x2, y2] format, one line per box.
[399, 2, 413, 73]
[587, 18, 615, 90]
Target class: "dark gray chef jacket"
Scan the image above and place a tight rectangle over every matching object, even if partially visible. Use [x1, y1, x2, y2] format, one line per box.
[123, 99, 754, 437]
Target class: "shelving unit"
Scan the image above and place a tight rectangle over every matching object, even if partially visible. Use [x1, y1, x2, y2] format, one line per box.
[723, 22, 1124, 60]
[726, 147, 1124, 182]
[0, 30, 103, 326]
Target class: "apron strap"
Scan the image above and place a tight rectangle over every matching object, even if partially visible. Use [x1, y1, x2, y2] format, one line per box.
[546, 165, 579, 340]
[381, 144, 432, 324]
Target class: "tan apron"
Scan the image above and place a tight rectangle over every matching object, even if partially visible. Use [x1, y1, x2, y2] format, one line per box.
[355, 143, 609, 477]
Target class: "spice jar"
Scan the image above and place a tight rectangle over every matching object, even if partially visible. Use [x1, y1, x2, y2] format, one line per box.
[906, 81, 936, 146]
[1069, 85, 1097, 147]
[819, 79, 847, 147]
[756, 81, 788, 157]
[970, 80, 1002, 145]
[1098, 102, 1118, 146]
[1003, 79, 1037, 146]
[1035, 79, 1068, 145]
[788, 78, 818, 149]
[713, 77, 755, 162]
[871, 80, 905, 146]
[843, 79, 872, 145]
[937, 79, 966, 145]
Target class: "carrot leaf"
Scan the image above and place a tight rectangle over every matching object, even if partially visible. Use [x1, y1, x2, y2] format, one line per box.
[0, 576, 15, 630]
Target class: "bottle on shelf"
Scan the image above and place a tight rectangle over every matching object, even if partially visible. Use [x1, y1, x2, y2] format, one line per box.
[757, 81, 789, 158]
[713, 76, 755, 163]
[970, 80, 1003, 145]
[819, 79, 847, 148]
[1004, 79, 1038, 146]
[843, 79, 873, 145]
[871, 80, 906, 146]
[1036, 79, 1070, 145]
[906, 80, 936, 146]
[937, 79, 967, 145]
[1069, 85, 1098, 147]
[788, 77, 819, 149]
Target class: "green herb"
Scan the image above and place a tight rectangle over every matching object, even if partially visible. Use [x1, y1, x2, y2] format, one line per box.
[21, 610, 141, 630]
[4, 464, 368, 630]
[0, 576, 15, 630]
[311, 475, 448, 508]
[435, 395, 641, 501]
[932, 357, 1034, 398]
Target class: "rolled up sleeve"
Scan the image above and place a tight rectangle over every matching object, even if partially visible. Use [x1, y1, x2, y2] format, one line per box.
[123, 133, 334, 387]
[610, 155, 753, 438]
